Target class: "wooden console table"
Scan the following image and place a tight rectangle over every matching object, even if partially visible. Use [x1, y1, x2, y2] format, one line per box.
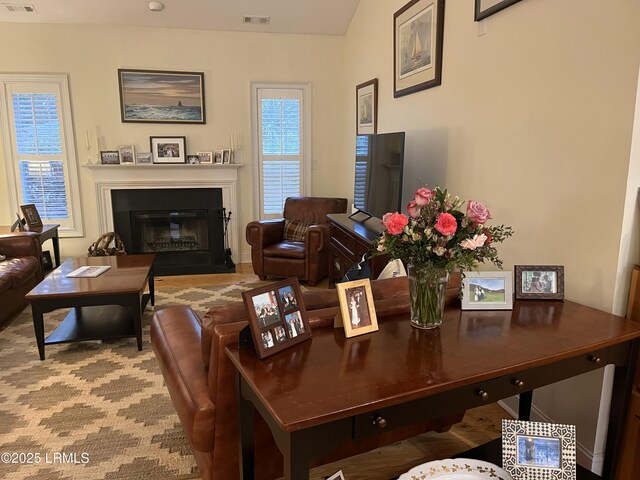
[327, 213, 388, 286]
[227, 301, 640, 479]
[0, 224, 60, 271]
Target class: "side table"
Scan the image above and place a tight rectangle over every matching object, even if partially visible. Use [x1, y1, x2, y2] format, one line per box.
[0, 224, 61, 271]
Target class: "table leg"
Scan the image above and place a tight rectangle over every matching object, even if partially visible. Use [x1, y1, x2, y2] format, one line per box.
[518, 390, 533, 421]
[149, 270, 155, 307]
[31, 304, 45, 360]
[283, 438, 311, 480]
[126, 295, 143, 351]
[51, 234, 60, 268]
[238, 376, 256, 480]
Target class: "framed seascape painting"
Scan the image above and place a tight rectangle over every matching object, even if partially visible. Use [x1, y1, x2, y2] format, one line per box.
[150, 136, 186, 164]
[394, 0, 445, 98]
[475, 0, 523, 21]
[118, 69, 205, 124]
[356, 78, 377, 135]
[514, 265, 564, 300]
[461, 271, 513, 310]
[241, 279, 311, 359]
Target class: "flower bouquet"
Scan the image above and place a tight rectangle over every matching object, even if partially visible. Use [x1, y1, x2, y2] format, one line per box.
[375, 186, 513, 328]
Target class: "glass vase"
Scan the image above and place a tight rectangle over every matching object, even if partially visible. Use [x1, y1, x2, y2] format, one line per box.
[408, 264, 449, 329]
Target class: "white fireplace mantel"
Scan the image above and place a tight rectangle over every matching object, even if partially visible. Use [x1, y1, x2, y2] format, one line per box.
[87, 164, 243, 264]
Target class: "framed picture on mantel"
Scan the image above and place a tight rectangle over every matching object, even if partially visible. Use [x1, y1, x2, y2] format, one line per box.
[150, 136, 186, 164]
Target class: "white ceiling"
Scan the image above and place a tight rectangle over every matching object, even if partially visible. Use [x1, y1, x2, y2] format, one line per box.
[0, 0, 361, 36]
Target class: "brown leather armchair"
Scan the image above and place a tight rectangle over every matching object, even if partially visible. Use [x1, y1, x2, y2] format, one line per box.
[246, 196, 348, 286]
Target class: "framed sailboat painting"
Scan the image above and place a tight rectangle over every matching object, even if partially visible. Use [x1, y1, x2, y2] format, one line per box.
[118, 69, 206, 124]
[393, 0, 445, 98]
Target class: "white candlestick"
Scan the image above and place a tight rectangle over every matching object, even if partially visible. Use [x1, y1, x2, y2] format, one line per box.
[85, 130, 90, 149]
[95, 132, 100, 152]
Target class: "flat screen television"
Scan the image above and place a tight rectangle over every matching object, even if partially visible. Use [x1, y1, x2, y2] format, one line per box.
[353, 132, 405, 220]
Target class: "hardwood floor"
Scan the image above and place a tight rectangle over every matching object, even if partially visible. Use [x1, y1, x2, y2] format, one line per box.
[157, 265, 513, 479]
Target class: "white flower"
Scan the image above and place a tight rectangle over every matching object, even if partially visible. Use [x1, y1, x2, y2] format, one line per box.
[460, 233, 487, 250]
[434, 246, 446, 256]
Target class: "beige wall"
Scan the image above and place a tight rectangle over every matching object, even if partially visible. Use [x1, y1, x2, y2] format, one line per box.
[344, 0, 640, 468]
[0, 22, 345, 260]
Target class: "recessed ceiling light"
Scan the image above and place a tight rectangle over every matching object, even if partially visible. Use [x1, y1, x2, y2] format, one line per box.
[148, 1, 164, 12]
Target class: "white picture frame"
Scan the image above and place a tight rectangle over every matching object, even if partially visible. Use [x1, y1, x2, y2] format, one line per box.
[196, 151, 213, 164]
[461, 271, 513, 310]
[326, 470, 346, 480]
[150, 136, 186, 164]
[502, 419, 576, 480]
[118, 145, 136, 164]
[222, 148, 231, 164]
[213, 149, 223, 164]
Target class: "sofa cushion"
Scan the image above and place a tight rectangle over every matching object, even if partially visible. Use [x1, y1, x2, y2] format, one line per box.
[283, 219, 310, 241]
[0, 271, 11, 295]
[0, 256, 39, 288]
[262, 241, 306, 259]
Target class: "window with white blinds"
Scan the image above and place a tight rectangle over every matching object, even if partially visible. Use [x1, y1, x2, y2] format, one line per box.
[254, 85, 310, 219]
[0, 75, 83, 236]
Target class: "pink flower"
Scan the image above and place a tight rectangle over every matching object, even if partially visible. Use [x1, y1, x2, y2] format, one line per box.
[460, 233, 487, 250]
[434, 213, 457, 236]
[467, 201, 492, 225]
[407, 200, 421, 217]
[383, 212, 409, 235]
[414, 187, 435, 206]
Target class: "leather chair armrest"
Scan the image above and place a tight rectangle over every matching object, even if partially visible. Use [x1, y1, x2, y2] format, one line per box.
[246, 219, 285, 248]
[0, 232, 42, 258]
[305, 223, 330, 253]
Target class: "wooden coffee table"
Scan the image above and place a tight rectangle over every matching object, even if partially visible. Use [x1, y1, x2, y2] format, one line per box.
[26, 254, 155, 360]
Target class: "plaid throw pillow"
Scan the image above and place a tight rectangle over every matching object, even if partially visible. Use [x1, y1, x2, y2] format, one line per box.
[284, 219, 310, 241]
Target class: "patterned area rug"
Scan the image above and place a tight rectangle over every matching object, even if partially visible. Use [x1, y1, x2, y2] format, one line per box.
[0, 281, 266, 480]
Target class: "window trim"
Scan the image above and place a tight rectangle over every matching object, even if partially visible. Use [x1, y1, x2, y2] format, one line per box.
[250, 81, 312, 220]
[0, 73, 84, 237]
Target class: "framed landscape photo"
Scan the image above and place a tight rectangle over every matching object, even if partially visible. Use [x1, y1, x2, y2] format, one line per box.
[515, 265, 564, 300]
[394, 0, 445, 98]
[336, 279, 378, 338]
[20, 204, 42, 229]
[100, 150, 120, 165]
[461, 271, 513, 310]
[150, 136, 186, 164]
[241, 278, 311, 359]
[196, 151, 213, 164]
[356, 78, 377, 135]
[502, 419, 576, 480]
[475, 0, 523, 21]
[118, 69, 205, 124]
[118, 145, 136, 164]
[136, 152, 153, 164]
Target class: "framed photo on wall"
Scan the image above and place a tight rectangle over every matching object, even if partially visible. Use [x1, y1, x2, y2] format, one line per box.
[475, 0, 523, 21]
[394, 0, 445, 98]
[514, 265, 564, 300]
[150, 136, 186, 164]
[241, 279, 311, 359]
[20, 204, 42, 229]
[356, 78, 378, 135]
[118, 69, 205, 124]
[461, 271, 513, 310]
[336, 279, 379, 338]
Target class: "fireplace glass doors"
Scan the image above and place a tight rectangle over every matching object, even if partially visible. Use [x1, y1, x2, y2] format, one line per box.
[132, 210, 209, 254]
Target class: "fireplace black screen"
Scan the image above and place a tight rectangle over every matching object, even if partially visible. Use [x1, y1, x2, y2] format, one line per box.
[111, 188, 233, 275]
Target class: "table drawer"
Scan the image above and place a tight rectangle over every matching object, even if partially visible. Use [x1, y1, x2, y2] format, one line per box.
[330, 224, 358, 260]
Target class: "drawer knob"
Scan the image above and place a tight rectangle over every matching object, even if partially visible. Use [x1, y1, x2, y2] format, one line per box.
[477, 390, 489, 401]
[373, 415, 387, 429]
[512, 379, 525, 389]
[589, 355, 602, 365]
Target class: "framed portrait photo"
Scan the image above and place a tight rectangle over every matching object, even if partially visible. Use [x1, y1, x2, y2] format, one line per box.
[475, 0, 523, 21]
[118, 69, 205, 124]
[213, 149, 223, 164]
[356, 78, 377, 135]
[461, 271, 513, 310]
[100, 150, 120, 165]
[150, 136, 186, 164]
[515, 265, 564, 300]
[222, 148, 231, 164]
[20, 204, 42, 229]
[118, 145, 136, 164]
[336, 279, 378, 338]
[394, 0, 445, 98]
[502, 419, 576, 480]
[196, 151, 213, 164]
[241, 278, 311, 359]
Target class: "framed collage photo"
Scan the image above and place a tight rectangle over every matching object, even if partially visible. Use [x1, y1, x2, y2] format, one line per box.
[461, 271, 513, 310]
[150, 136, 186, 164]
[100, 151, 120, 165]
[356, 78, 377, 135]
[242, 279, 311, 359]
[502, 419, 576, 480]
[394, 0, 445, 97]
[336, 279, 378, 338]
[20, 204, 42, 230]
[515, 265, 564, 300]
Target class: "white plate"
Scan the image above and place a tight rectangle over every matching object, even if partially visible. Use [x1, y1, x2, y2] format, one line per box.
[398, 458, 513, 480]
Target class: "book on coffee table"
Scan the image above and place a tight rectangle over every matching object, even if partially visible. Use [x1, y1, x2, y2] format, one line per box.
[66, 265, 111, 278]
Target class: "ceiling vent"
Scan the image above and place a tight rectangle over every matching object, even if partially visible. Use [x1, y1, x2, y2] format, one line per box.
[243, 15, 270, 25]
[3, 3, 37, 12]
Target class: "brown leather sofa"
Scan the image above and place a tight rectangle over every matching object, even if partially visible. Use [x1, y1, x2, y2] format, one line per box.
[246, 196, 348, 286]
[151, 276, 463, 480]
[0, 232, 43, 327]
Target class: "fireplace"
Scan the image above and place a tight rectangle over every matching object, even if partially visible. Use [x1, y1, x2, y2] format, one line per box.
[111, 188, 234, 276]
